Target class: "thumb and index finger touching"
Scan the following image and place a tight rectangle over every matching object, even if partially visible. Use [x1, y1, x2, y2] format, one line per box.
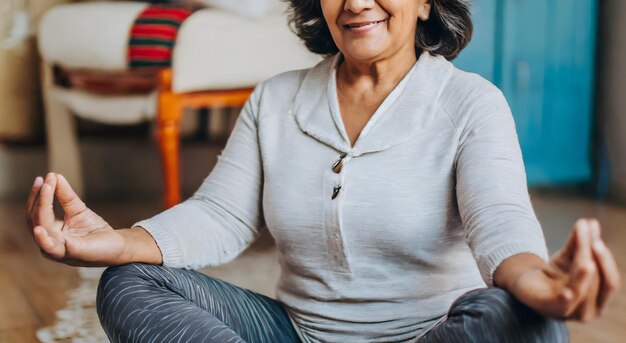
[27, 173, 84, 238]
[29, 173, 84, 258]
[560, 218, 622, 319]
[27, 173, 84, 221]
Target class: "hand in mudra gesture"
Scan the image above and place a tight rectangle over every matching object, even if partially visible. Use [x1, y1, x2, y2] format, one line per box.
[506, 219, 621, 322]
[26, 173, 126, 267]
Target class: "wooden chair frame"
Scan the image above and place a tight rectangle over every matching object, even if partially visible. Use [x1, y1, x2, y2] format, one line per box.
[157, 69, 253, 207]
[42, 62, 253, 209]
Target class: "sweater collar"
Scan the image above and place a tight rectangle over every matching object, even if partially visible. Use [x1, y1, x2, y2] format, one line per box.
[292, 50, 453, 157]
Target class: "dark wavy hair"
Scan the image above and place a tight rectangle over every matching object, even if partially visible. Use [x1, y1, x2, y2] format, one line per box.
[285, 0, 473, 61]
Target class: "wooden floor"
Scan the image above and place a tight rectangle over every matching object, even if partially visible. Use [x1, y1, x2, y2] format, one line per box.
[0, 200, 159, 343]
[1, 190, 625, 342]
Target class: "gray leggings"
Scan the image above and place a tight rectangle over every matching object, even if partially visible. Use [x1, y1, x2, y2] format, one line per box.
[96, 263, 568, 343]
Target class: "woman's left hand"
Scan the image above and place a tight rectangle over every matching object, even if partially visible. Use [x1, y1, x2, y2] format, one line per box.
[507, 218, 621, 321]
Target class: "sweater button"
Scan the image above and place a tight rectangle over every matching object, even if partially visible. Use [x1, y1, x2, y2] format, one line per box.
[331, 186, 342, 200]
[332, 153, 348, 173]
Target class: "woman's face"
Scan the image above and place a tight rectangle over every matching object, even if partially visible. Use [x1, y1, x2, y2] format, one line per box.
[321, 0, 431, 63]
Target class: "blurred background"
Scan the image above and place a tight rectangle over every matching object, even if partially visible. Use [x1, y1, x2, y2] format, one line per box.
[0, 0, 625, 342]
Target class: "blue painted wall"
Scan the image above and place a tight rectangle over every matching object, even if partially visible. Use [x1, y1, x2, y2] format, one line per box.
[454, 0, 597, 186]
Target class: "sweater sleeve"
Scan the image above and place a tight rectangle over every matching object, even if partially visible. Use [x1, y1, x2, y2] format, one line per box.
[454, 88, 549, 286]
[133, 82, 266, 270]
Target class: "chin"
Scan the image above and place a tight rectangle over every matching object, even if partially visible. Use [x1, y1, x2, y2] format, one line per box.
[342, 46, 387, 63]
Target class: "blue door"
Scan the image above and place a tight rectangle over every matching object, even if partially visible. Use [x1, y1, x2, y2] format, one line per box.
[454, 0, 597, 186]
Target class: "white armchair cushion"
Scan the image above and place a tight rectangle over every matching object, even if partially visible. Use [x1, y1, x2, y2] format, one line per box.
[172, 8, 321, 92]
[56, 88, 156, 124]
[39, 1, 321, 93]
[39, 1, 147, 71]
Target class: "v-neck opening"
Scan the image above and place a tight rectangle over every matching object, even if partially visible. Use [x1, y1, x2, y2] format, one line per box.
[327, 53, 421, 151]
[292, 50, 452, 155]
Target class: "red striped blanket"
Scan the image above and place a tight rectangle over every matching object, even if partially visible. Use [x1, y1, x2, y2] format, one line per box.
[128, 5, 194, 68]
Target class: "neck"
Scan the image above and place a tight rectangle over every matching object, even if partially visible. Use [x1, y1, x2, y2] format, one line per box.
[337, 45, 418, 90]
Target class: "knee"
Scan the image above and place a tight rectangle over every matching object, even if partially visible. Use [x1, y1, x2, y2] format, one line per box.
[97, 263, 139, 301]
[450, 288, 568, 343]
[96, 263, 160, 334]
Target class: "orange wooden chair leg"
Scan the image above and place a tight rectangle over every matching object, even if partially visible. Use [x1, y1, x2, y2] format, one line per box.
[157, 69, 183, 208]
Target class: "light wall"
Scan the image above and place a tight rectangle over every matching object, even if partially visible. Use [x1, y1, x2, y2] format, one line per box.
[0, 0, 70, 140]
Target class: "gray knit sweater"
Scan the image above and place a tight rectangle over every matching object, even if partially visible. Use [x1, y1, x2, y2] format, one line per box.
[134, 51, 548, 342]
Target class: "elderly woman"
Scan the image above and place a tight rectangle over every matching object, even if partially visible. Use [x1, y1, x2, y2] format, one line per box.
[27, 0, 620, 342]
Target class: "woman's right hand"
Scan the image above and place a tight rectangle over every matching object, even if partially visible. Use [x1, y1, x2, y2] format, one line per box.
[26, 173, 129, 267]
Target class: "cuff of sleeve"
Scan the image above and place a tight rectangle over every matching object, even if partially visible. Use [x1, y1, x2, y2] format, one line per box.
[133, 219, 184, 268]
[479, 242, 549, 287]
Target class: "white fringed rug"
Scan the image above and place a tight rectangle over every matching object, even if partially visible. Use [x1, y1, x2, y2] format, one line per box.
[36, 267, 109, 343]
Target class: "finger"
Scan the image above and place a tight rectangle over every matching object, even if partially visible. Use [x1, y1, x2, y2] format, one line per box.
[589, 218, 601, 240]
[587, 219, 621, 314]
[26, 176, 44, 227]
[55, 174, 87, 217]
[555, 218, 588, 268]
[27, 176, 44, 216]
[36, 173, 58, 228]
[563, 220, 596, 314]
[560, 265, 596, 318]
[33, 226, 65, 259]
[574, 268, 600, 322]
[593, 239, 622, 315]
[569, 218, 594, 253]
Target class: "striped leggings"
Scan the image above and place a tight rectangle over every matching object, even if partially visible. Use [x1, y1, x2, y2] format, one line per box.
[96, 263, 568, 342]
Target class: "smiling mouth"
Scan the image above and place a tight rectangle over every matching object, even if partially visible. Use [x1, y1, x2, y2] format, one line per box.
[344, 19, 387, 29]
